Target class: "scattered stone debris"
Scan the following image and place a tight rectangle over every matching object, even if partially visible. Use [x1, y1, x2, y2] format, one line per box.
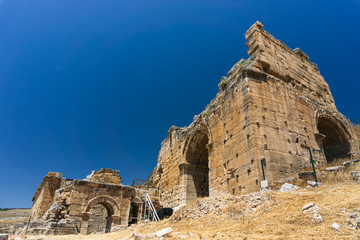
[280, 183, 299, 192]
[302, 203, 323, 223]
[172, 192, 271, 221]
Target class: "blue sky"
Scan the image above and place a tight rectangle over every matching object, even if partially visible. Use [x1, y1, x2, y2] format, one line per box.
[0, 0, 359, 208]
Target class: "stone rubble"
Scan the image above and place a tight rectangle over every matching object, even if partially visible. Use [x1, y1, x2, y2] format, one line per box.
[302, 203, 323, 223]
[172, 192, 271, 221]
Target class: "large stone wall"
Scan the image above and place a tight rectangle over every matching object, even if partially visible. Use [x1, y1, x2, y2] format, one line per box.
[153, 22, 359, 208]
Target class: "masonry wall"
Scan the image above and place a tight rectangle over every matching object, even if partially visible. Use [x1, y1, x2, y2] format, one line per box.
[154, 22, 360, 208]
[66, 181, 134, 226]
[31, 173, 62, 220]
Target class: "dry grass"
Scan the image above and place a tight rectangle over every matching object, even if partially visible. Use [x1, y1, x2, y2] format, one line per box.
[38, 181, 360, 240]
[0, 209, 30, 219]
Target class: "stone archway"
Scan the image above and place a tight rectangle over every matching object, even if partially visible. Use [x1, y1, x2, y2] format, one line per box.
[80, 196, 121, 234]
[316, 115, 351, 162]
[180, 124, 210, 203]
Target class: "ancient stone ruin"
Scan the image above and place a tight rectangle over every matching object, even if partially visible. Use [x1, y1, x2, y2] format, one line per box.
[29, 169, 157, 235]
[29, 22, 360, 235]
[151, 21, 360, 207]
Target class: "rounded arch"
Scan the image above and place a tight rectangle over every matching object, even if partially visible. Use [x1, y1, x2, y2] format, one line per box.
[316, 114, 351, 161]
[84, 195, 120, 217]
[182, 122, 212, 157]
[315, 113, 351, 139]
[181, 122, 211, 202]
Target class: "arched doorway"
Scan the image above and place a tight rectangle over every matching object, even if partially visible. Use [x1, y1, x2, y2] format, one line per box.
[87, 204, 111, 233]
[80, 196, 121, 234]
[317, 116, 351, 162]
[181, 126, 210, 203]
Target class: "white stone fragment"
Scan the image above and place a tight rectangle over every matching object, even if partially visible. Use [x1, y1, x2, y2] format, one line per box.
[326, 166, 344, 172]
[312, 213, 323, 223]
[280, 183, 299, 192]
[302, 203, 315, 212]
[331, 222, 341, 231]
[307, 180, 323, 188]
[155, 227, 173, 237]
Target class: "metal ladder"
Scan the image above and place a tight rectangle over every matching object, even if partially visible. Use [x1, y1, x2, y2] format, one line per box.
[143, 193, 160, 222]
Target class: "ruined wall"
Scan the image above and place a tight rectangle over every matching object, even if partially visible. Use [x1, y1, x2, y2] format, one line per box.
[31, 172, 62, 220]
[65, 180, 135, 226]
[154, 22, 359, 208]
[86, 168, 122, 184]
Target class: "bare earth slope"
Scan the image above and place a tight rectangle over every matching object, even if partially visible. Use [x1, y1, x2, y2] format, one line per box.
[20, 182, 360, 240]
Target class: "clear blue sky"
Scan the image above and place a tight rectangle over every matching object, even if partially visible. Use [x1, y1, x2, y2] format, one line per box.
[0, 0, 359, 208]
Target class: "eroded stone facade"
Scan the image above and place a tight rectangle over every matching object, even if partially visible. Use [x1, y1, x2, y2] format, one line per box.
[31, 169, 156, 235]
[153, 22, 360, 208]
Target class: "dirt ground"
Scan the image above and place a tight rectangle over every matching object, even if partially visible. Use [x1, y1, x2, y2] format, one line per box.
[12, 181, 360, 240]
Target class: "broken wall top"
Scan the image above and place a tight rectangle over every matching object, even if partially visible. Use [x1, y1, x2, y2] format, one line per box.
[85, 168, 123, 184]
[245, 21, 336, 109]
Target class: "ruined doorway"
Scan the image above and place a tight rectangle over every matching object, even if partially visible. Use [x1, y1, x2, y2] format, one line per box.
[87, 203, 113, 233]
[182, 128, 210, 203]
[87, 204, 110, 233]
[81, 196, 121, 235]
[317, 116, 351, 162]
